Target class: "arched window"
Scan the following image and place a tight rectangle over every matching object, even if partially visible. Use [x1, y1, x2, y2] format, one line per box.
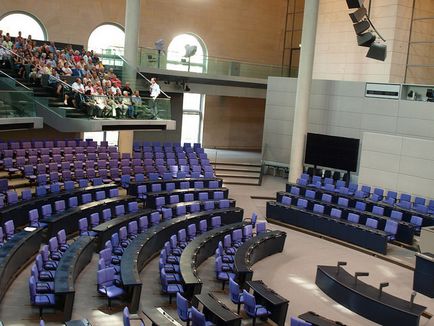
[87, 24, 125, 65]
[0, 12, 47, 40]
[167, 34, 207, 143]
[167, 33, 207, 73]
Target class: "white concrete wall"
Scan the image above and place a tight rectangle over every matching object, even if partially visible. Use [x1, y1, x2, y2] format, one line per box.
[313, 0, 413, 83]
[359, 132, 434, 199]
[262, 76, 434, 169]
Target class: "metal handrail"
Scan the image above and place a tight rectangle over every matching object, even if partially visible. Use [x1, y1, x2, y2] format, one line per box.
[0, 45, 34, 91]
[116, 54, 171, 99]
[0, 69, 32, 91]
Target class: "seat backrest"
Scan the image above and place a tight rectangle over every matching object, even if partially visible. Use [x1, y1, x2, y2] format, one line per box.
[400, 193, 411, 202]
[321, 194, 332, 203]
[296, 198, 308, 209]
[330, 208, 342, 219]
[390, 210, 403, 221]
[366, 218, 378, 229]
[337, 197, 348, 207]
[176, 292, 189, 321]
[414, 196, 426, 206]
[191, 306, 207, 325]
[256, 221, 266, 234]
[242, 290, 256, 315]
[385, 219, 398, 235]
[355, 201, 366, 211]
[347, 213, 360, 224]
[290, 186, 300, 196]
[313, 204, 324, 214]
[372, 205, 384, 216]
[305, 190, 315, 199]
[410, 215, 423, 227]
[229, 278, 241, 303]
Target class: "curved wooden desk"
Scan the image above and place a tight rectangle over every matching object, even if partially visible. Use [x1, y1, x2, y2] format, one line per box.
[276, 191, 415, 245]
[285, 182, 434, 227]
[54, 236, 95, 322]
[315, 265, 426, 326]
[163, 198, 236, 214]
[144, 187, 229, 208]
[42, 195, 136, 237]
[180, 222, 247, 300]
[0, 183, 117, 227]
[128, 177, 223, 196]
[121, 207, 244, 313]
[234, 230, 286, 286]
[0, 228, 44, 302]
[246, 280, 289, 326]
[267, 201, 388, 254]
[93, 208, 155, 251]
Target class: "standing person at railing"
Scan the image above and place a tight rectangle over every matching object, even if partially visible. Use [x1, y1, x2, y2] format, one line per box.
[149, 77, 161, 119]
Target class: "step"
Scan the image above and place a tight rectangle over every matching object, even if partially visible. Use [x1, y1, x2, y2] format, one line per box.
[210, 161, 262, 168]
[216, 173, 260, 179]
[214, 166, 262, 173]
[66, 112, 88, 118]
[222, 177, 261, 186]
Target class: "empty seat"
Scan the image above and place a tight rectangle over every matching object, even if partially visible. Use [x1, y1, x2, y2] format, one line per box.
[313, 204, 324, 214]
[390, 210, 403, 221]
[290, 186, 300, 196]
[347, 213, 360, 224]
[365, 218, 378, 229]
[337, 197, 348, 207]
[355, 201, 366, 211]
[330, 208, 342, 219]
[372, 205, 384, 216]
[384, 219, 398, 241]
[321, 194, 332, 203]
[305, 190, 316, 199]
[296, 198, 308, 209]
[410, 215, 423, 232]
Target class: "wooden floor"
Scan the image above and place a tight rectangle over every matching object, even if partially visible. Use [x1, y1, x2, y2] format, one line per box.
[0, 175, 433, 325]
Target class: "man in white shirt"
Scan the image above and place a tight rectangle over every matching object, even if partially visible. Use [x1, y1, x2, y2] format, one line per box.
[149, 77, 161, 119]
[149, 77, 161, 99]
[64, 78, 84, 106]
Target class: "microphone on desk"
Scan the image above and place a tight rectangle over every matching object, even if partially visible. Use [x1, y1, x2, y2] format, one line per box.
[336, 261, 347, 275]
[354, 272, 369, 286]
[410, 291, 417, 308]
[378, 282, 389, 298]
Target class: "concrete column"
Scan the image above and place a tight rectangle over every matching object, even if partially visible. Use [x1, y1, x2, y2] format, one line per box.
[118, 131, 134, 156]
[288, 0, 319, 183]
[123, 0, 141, 88]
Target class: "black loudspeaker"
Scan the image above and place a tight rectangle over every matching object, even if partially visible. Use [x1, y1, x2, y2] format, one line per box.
[353, 20, 370, 35]
[349, 7, 367, 23]
[346, 0, 364, 9]
[366, 43, 387, 61]
[357, 32, 376, 47]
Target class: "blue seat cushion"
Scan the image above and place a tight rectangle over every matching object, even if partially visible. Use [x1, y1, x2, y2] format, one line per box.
[167, 283, 184, 293]
[99, 284, 124, 298]
[35, 293, 55, 305]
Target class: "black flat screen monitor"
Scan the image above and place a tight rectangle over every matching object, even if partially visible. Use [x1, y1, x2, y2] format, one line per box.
[304, 133, 360, 172]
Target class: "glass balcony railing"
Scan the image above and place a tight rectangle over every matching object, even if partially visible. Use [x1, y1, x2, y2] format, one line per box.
[0, 71, 35, 118]
[92, 52, 172, 120]
[99, 46, 297, 79]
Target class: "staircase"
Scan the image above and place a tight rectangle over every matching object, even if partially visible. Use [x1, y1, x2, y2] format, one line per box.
[213, 162, 263, 186]
[0, 66, 176, 132]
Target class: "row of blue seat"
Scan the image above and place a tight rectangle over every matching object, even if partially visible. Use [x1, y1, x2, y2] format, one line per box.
[298, 173, 434, 213]
[288, 186, 423, 231]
